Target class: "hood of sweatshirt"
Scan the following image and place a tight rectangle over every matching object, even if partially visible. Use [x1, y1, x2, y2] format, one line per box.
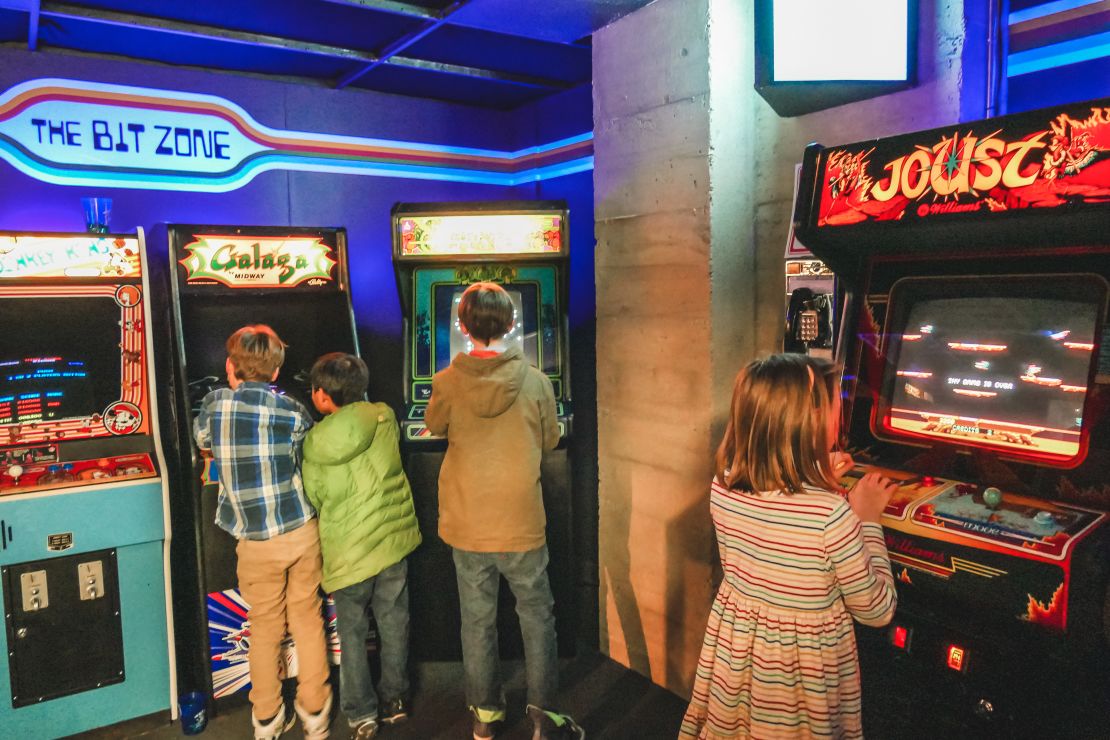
[449, 346, 529, 418]
[303, 401, 382, 465]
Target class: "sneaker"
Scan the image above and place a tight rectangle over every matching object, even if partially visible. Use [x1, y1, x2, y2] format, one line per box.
[527, 705, 585, 740]
[251, 704, 295, 740]
[351, 718, 378, 739]
[294, 692, 333, 740]
[470, 705, 506, 740]
[380, 698, 409, 725]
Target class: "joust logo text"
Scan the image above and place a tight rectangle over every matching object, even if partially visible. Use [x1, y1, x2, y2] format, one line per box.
[867, 132, 1047, 202]
[179, 237, 337, 288]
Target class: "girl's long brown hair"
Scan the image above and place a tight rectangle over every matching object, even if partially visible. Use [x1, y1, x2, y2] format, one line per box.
[715, 353, 841, 494]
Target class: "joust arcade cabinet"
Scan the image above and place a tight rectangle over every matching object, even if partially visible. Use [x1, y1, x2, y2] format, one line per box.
[0, 231, 175, 737]
[391, 201, 576, 660]
[153, 225, 359, 706]
[793, 98, 1110, 735]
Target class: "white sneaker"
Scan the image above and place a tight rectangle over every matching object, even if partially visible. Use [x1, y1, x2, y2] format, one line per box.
[294, 692, 333, 740]
[251, 705, 295, 740]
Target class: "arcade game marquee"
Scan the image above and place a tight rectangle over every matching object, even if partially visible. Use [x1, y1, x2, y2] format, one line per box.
[793, 98, 1110, 735]
[391, 201, 577, 660]
[152, 224, 359, 705]
[0, 231, 174, 737]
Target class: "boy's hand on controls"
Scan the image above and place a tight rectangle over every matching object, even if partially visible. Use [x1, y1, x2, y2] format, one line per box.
[848, 472, 898, 524]
[830, 451, 854, 480]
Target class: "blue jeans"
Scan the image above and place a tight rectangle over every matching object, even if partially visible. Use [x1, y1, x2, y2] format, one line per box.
[332, 560, 410, 725]
[452, 545, 558, 714]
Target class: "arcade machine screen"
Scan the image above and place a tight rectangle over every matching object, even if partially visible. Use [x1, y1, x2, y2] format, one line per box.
[878, 275, 1105, 466]
[180, 295, 357, 413]
[434, 284, 552, 372]
[1, 297, 122, 426]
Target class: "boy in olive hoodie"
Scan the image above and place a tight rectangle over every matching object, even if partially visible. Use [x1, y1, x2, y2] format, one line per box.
[302, 353, 421, 740]
[425, 283, 584, 740]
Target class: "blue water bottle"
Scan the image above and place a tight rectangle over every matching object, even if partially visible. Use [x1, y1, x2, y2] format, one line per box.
[179, 691, 208, 735]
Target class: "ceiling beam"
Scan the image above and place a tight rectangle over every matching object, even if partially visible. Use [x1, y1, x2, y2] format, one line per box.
[336, 0, 469, 89]
[387, 56, 571, 89]
[35, 2, 569, 91]
[320, 0, 437, 20]
[41, 2, 377, 61]
[0, 0, 42, 50]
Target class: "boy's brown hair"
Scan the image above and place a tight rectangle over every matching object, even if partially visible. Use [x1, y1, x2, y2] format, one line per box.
[226, 325, 286, 382]
[715, 353, 841, 494]
[458, 282, 514, 344]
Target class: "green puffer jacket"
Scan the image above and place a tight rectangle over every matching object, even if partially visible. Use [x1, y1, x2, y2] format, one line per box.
[302, 402, 421, 593]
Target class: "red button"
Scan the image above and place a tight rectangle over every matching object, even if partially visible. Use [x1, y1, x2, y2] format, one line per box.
[892, 625, 910, 650]
[946, 645, 967, 672]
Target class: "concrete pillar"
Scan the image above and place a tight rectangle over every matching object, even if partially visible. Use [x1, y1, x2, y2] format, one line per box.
[594, 0, 979, 699]
[593, 0, 717, 695]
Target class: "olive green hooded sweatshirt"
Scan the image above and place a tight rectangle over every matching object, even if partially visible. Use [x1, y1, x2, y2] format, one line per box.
[302, 402, 421, 593]
[424, 346, 559, 552]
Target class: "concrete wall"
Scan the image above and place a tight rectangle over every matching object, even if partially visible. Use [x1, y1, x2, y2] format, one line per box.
[593, 0, 984, 697]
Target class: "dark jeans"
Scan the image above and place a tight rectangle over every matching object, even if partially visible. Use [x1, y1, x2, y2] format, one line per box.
[332, 559, 410, 725]
[452, 545, 558, 714]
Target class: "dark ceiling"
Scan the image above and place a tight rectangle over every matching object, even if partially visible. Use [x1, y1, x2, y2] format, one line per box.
[0, 0, 656, 109]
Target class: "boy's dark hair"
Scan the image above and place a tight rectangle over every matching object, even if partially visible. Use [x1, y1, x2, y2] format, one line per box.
[226, 325, 286, 382]
[458, 282, 514, 344]
[310, 353, 369, 407]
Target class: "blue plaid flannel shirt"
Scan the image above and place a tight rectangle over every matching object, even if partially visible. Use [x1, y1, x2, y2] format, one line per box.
[193, 381, 315, 540]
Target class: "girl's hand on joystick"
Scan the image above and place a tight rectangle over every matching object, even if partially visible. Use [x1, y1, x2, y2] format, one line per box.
[848, 472, 898, 524]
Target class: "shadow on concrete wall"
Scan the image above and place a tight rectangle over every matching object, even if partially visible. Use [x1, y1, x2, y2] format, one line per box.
[598, 470, 651, 678]
[665, 483, 717, 697]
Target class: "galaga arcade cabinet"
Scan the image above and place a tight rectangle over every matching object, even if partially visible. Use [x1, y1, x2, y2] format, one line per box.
[157, 225, 359, 705]
[0, 232, 175, 737]
[794, 98, 1110, 735]
[391, 201, 576, 660]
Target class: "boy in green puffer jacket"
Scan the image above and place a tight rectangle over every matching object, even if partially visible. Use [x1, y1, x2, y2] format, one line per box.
[302, 353, 421, 740]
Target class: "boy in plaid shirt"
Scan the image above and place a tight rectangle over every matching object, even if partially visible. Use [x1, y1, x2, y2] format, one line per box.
[194, 325, 331, 740]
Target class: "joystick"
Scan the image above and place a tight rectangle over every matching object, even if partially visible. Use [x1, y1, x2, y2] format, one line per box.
[982, 487, 1002, 510]
[1034, 510, 1056, 527]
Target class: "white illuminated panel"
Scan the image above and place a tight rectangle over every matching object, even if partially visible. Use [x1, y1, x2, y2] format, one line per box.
[773, 0, 910, 82]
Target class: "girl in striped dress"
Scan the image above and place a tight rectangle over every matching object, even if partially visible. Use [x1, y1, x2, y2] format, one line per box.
[680, 354, 898, 739]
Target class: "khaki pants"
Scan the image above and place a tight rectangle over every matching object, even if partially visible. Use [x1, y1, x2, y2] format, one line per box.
[236, 519, 331, 719]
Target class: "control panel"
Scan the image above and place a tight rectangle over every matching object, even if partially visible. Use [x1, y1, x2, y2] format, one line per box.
[0, 453, 155, 496]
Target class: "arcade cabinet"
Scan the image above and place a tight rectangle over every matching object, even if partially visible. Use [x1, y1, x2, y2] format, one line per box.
[793, 98, 1110, 736]
[391, 201, 576, 660]
[154, 225, 359, 704]
[0, 231, 175, 737]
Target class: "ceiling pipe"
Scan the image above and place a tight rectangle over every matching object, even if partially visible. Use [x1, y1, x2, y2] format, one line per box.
[986, 0, 1010, 117]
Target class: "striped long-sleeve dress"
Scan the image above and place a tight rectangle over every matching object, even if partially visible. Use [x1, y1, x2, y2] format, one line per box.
[679, 481, 896, 739]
